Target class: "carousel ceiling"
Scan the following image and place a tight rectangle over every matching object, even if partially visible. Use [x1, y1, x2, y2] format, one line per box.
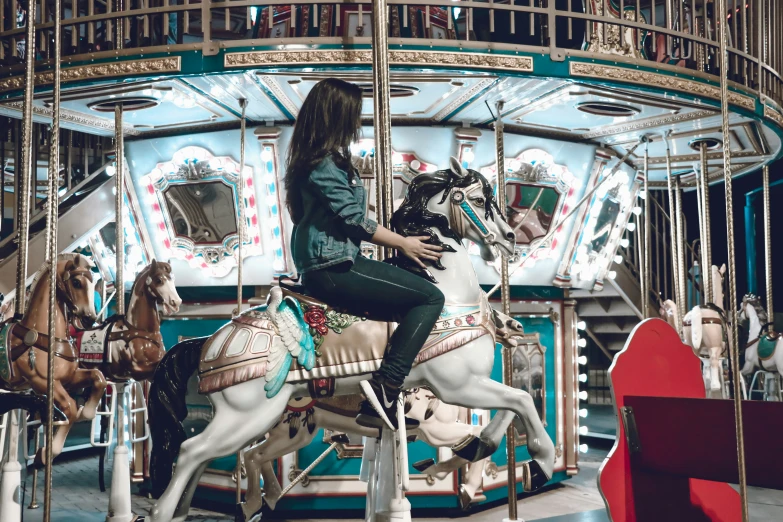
[0, 70, 779, 186]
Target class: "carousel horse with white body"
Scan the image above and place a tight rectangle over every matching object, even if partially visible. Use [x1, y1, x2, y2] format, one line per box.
[147, 158, 555, 522]
[0, 253, 106, 464]
[238, 322, 524, 522]
[661, 264, 727, 395]
[738, 294, 783, 389]
[75, 259, 182, 382]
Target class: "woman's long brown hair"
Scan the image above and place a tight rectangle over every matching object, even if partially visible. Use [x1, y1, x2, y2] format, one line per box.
[284, 78, 363, 224]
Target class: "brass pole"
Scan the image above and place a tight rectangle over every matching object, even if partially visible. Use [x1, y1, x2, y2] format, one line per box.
[664, 144, 682, 333]
[370, 0, 393, 250]
[28, 427, 40, 509]
[674, 175, 687, 328]
[642, 145, 650, 318]
[694, 165, 705, 306]
[495, 100, 519, 521]
[717, 0, 748, 518]
[763, 166, 773, 334]
[14, 0, 37, 315]
[115, 105, 125, 315]
[698, 142, 713, 304]
[236, 99, 247, 317]
[44, 0, 63, 515]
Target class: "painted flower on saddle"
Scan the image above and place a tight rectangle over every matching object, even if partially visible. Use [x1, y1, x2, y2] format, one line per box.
[304, 306, 328, 336]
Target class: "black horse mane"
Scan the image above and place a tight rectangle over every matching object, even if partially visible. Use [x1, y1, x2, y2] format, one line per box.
[387, 167, 499, 283]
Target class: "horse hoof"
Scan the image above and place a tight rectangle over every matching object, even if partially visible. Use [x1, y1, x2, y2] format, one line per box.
[412, 458, 435, 473]
[521, 459, 550, 493]
[452, 435, 497, 462]
[458, 485, 473, 511]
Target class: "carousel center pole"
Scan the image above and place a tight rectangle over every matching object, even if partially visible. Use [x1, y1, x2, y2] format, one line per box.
[698, 142, 713, 305]
[105, 12, 136, 514]
[763, 166, 773, 334]
[664, 137, 682, 334]
[495, 101, 521, 522]
[717, 0, 748, 518]
[43, 0, 64, 517]
[370, 2, 410, 521]
[234, 98, 248, 507]
[673, 175, 687, 333]
[0, 0, 36, 519]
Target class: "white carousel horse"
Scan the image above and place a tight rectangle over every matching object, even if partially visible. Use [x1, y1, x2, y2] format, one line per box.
[147, 157, 555, 522]
[738, 294, 783, 386]
[661, 264, 727, 394]
[238, 388, 491, 521]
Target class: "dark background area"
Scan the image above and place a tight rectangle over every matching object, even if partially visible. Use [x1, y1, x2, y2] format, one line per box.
[682, 159, 783, 308]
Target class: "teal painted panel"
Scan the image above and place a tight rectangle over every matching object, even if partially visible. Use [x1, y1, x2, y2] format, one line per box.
[489, 315, 559, 468]
[161, 318, 226, 351]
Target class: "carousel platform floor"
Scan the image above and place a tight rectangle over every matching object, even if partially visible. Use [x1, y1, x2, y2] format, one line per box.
[16, 445, 783, 521]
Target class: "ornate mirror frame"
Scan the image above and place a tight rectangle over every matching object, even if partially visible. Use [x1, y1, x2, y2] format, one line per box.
[479, 148, 581, 269]
[559, 164, 641, 290]
[140, 146, 263, 278]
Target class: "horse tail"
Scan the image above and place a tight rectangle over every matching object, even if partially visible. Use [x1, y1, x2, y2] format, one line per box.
[149, 336, 207, 497]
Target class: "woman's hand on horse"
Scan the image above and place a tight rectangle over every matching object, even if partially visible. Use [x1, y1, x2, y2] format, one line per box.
[399, 236, 443, 268]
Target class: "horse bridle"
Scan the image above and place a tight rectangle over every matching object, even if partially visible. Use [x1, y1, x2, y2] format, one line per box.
[57, 266, 94, 314]
[450, 181, 497, 243]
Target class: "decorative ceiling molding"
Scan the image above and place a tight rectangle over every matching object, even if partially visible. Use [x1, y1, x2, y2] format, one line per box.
[764, 104, 783, 129]
[579, 109, 717, 140]
[433, 78, 496, 121]
[2, 100, 139, 135]
[569, 62, 756, 112]
[0, 57, 181, 94]
[225, 50, 533, 73]
[255, 75, 300, 118]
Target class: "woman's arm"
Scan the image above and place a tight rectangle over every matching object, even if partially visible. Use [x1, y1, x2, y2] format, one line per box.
[370, 226, 443, 269]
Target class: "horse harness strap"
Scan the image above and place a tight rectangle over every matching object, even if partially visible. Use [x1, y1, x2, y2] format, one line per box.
[108, 318, 163, 349]
[9, 323, 77, 363]
[683, 318, 724, 327]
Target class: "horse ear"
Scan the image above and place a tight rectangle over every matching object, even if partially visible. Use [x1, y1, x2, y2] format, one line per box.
[449, 156, 468, 178]
[720, 263, 726, 275]
[150, 258, 158, 272]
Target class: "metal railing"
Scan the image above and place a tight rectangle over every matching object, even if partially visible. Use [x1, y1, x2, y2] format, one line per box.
[0, 0, 781, 107]
[618, 189, 698, 311]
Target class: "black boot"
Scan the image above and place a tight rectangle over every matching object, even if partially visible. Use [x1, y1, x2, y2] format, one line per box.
[357, 374, 419, 431]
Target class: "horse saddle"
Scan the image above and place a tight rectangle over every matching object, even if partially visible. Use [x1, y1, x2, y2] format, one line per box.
[758, 334, 779, 361]
[197, 285, 494, 395]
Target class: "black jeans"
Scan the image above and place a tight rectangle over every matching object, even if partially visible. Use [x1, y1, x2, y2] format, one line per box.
[304, 256, 445, 385]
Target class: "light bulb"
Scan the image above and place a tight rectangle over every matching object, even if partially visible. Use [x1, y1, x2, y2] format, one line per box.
[579, 426, 589, 435]
[578, 355, 588, 365]
[579, 444, 589, 453]
[639, 190, 647, 200]
[620, 239, 630, 248]
[260, 149, 274, 162]
[577, 338, 587, 348]
[577, 321, 586, 330]
[578, 373, 588, 383]
[579, 391, 588, 401]
[632, 206, 642, 215]
[626, 222, 636, 232]
[106, 164, 116, 176]
[462, 149, 474, 164]
[579, 409, 588, 418]
[608, 270, 617, 280]
[614, 255, 623, 264]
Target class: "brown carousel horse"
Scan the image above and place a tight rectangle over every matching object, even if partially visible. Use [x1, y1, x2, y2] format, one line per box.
[0, 253, 105, 464]
[75, 259, 182, 382]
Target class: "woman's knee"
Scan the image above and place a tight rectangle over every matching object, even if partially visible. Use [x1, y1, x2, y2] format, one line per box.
[426, 285, 445, 308]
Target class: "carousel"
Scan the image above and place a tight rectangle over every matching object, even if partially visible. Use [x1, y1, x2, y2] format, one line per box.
[0, 0, 781, 521]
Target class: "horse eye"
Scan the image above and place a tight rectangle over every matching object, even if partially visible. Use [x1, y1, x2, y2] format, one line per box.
[474, 198, 485, 206]
[72, 280, 82, 289]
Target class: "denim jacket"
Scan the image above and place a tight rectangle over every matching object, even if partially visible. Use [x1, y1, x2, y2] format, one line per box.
[291, 156, 378, 273]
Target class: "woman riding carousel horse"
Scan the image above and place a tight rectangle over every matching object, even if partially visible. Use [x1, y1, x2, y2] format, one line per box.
[284, 78, 446, 430]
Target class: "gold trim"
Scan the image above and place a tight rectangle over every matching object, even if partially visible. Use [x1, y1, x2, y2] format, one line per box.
[580, 109, 717, 140]
[764, 105, 783, 128]
[1, 100, 139, 135]
[569, 62, 755, 112]
[0, 57, 182, 93]
[225, 50, 533, 73]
